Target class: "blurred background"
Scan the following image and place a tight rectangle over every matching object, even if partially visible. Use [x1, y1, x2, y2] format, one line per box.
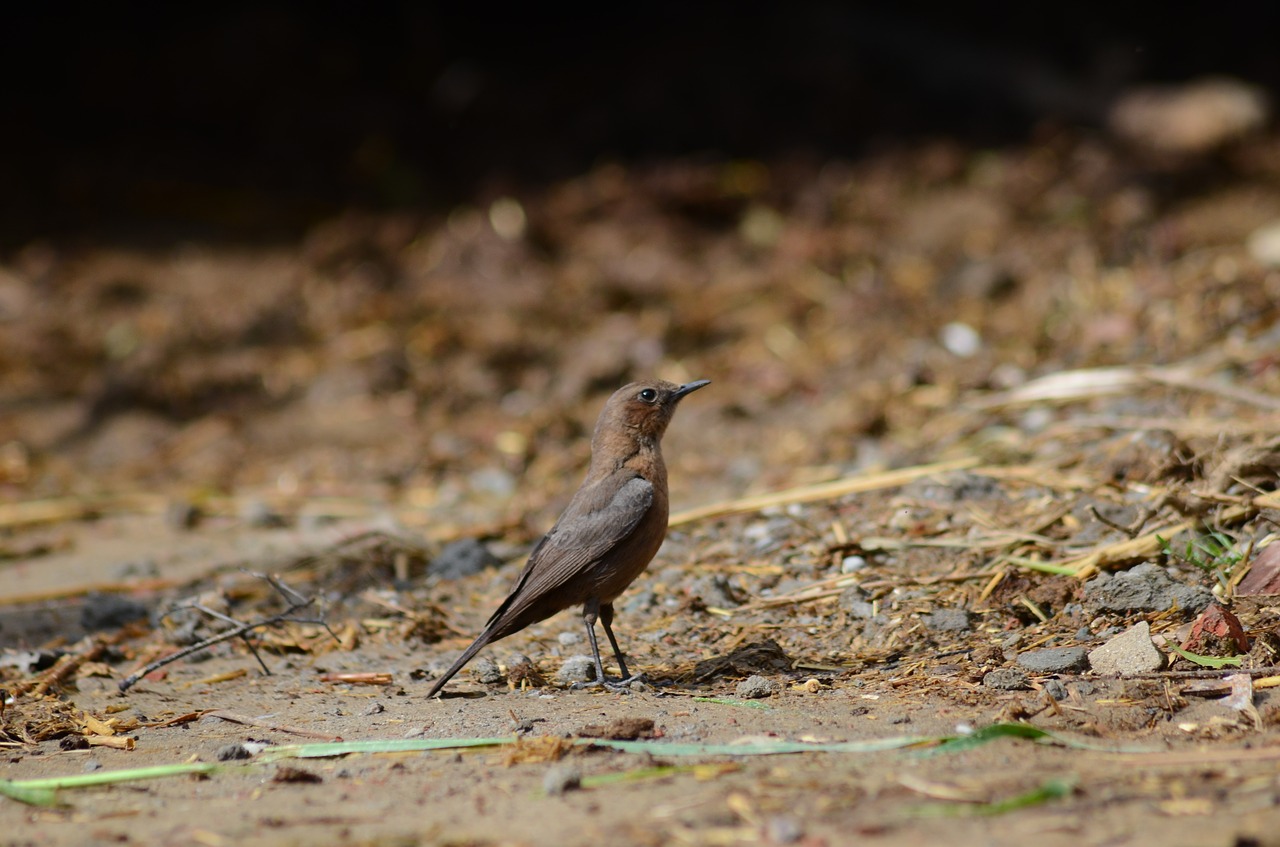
[3, 4, 1280, 532]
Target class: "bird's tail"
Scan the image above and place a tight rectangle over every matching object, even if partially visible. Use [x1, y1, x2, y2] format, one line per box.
[425, 573, 540, 697]
[424, 629, 494, 698]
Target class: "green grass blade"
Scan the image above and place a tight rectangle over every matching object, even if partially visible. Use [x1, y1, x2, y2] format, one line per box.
[1165, 644, 1243, 668]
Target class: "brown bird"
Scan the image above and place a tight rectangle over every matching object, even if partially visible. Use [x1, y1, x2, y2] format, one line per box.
[427, 378, 710, 697]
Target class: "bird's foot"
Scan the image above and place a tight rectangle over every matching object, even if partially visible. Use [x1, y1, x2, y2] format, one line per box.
[571, 673, 652, 693]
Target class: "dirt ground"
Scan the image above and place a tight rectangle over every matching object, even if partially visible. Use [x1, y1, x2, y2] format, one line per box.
[5, 123, 1280, 846]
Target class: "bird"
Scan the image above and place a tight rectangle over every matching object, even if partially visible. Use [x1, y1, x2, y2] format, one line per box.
[426, 378, 710, 697]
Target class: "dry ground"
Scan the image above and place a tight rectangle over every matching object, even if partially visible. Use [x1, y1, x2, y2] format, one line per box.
[4, 126, 1280, 846]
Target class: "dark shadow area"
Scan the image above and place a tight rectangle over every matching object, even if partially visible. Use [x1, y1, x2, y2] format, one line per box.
[5, 4, 1280, 246]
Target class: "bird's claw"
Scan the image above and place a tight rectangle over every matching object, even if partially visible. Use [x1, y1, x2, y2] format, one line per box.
[571, 673, 651, 693]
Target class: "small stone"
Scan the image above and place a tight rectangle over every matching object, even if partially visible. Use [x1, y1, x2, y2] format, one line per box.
[1248, 221, 1280, 268]
[84, 760, 102, 772]
[735, 675, 780, 699]
[469, 656, 505, 685]
[164, 499, 202, 530]
[80, 593, 149, 631]
[1109, 76, 1268, 155]
[1088, 621, 1164, 675]
[983, 668, 1032, 690]
[940, 322, 982, 357]
[240, 498, 286, 528]
[557, 631, 583, 646]
[688, 574, 740, 608]
[362, 702, 386, 716]
[922, 608, 972, 633]
[430, 538, 502, 580]
[1016, 647, 1089, 674]
[765, 816, 805, 844]
[216, 743, 252, 761]
[840, 555, 867, 574]
[1042, 679, 1069, 701]
[839, 587, 877, 619]
[556, 655, 597, 684]
[543, 763, 582, 796]
[1083, 564, 1213, 615]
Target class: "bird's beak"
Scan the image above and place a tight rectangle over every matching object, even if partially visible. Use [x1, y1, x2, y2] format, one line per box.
[672, 379, 711, 400]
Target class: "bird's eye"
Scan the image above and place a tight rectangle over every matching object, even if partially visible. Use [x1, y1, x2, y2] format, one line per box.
[638, 388, 658, 403]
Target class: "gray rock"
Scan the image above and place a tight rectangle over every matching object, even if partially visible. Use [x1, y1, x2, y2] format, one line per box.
[240, 498, 286, 528]
[735, 675, 780, 699]
[1088, 621, 1164, 675]
[543, 763, 582, 796]
[556, 655, 597, 684]
[556, 631, 583, 646]
[430, 538, 502, 580]
[1016, 647, 1089, 674]
[1042, 679, 1069, 700]
[922, 608, 972, 633]
[983, 668, 1031, 690]
[688, 574, 741, 608]
[80, 593, 149, 631]
[216, 743, 252, 761]
[621, 589, 656, 614]
[839, 587, 877, 619]
[765, 816, 805, 844]
[469, 656, 505, 685]
[1083, 564, 1213, 615]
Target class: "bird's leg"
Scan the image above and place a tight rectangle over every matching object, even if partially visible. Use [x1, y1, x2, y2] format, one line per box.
[599, 603, 648, 687]
[572, 600, 641, 692]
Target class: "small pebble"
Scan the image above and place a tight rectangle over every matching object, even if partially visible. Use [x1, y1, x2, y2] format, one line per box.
[940, 322, 982, 357]
[1042, 679, 1068, 700]
[1016, 647, 1089, 674]
[735, 675, 780, 699]
[469, 656, 505, 685]
[430, 538, 502, 580]
[983, 668, 1031, 690]
[557, 631, 582, 646]
[922, 608, 972, 633]
[1248, 220, 1280, 267]
[1088, 621, 1164, 675]
[164, 499, 202, 530]
[216, 743, 252, 761]
[240, 498, 286, 528]
[840, 555, 867, 574]
[766, 815, 805, 844]
[84, 760, 102, 772]
[557, 655, 597, 684]
[543, 763, 582, 796]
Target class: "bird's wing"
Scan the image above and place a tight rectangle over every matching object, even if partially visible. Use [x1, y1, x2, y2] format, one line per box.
[484, 474, 654, 626]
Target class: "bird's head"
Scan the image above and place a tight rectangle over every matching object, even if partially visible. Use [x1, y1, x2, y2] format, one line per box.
[593, 378, 710, 449]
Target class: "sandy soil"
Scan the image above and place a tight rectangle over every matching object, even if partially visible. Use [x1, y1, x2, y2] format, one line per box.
[5, 126, 1280, 846]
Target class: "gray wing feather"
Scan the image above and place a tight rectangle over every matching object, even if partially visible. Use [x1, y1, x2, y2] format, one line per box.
[485, 475, 653, 625]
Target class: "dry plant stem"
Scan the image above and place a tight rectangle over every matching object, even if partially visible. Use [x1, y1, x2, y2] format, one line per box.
[117, 574, 336, 693]
[1086, 504, 1153, 539]
[16, 640, 108, 697]
[668, 457, 978, 526]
